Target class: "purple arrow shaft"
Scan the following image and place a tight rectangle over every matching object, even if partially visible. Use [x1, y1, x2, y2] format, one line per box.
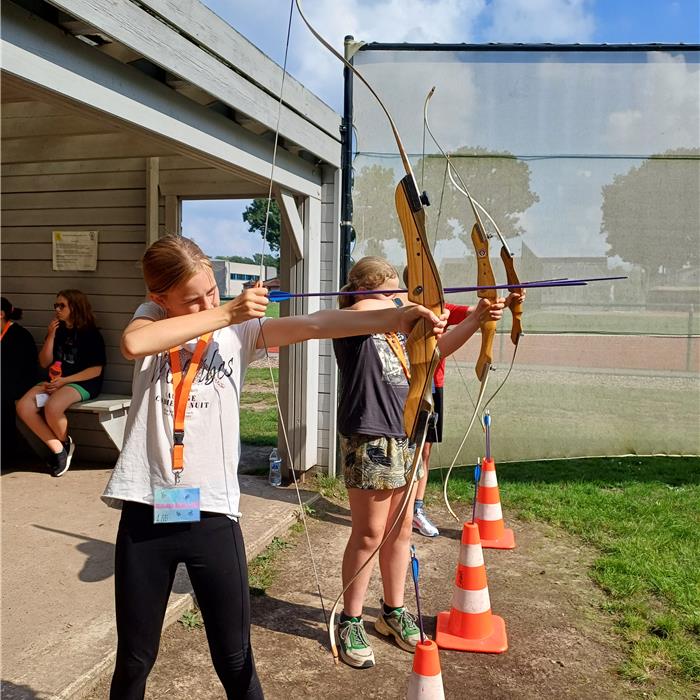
[267, 275, 626, 302]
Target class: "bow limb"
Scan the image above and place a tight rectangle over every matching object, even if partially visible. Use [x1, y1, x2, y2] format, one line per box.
[472, 224, 498, 381]
[500, 248, 523, 345]
[425, 88, 523, 348]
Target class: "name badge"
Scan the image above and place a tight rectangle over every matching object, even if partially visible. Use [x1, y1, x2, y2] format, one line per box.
[153, 486, 200, 524]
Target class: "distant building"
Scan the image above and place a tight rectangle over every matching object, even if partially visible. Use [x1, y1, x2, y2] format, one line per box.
[211, 260, 277, 298]
[243, 276, 281, 292]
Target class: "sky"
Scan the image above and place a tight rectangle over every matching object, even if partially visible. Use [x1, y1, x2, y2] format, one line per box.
[183, 0, 699, 259]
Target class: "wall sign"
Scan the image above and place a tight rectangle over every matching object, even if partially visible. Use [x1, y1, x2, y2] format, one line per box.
[52, 231, 98, 271]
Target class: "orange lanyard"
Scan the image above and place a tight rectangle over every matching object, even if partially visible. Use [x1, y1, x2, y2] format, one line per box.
[168, 332, 212, 478]
[0, 321, 13, 341]
[384, 332, 411, 381]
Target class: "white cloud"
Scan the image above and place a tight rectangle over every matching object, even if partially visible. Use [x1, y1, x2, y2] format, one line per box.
[292, 0, 485, 105]
[484, 0, 596, 42]
[181, 200, 263, 259]
[602, 53, 700, 154]
[202, 0, 486, 109]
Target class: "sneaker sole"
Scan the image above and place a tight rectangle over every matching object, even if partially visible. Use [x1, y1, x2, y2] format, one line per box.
[412, 522, 439, 538]
[53, 462, 70, 477]
[374, 615, 417, 653]
[65, 440, 75, 471]
[412, 525, 439, 537]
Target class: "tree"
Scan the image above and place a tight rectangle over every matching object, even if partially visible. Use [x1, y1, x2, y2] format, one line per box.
[215, 254, 255, 264]
[601, 148, 700, 283]
[415, 146, 539, 246]
[242, 199, 281, 256]
[351, 148, 538, 285]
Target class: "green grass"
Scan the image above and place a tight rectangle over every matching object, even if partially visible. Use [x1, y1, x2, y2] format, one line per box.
[239, 407, 277, 445]
[507, 309, 700, 335]
[428, 456, 700, 692]
[178, 608, 203, 631]
[244, 367, 279, 384]
[241, 367, 278, 445]
[436, 369, 700, 462]
[240, 391, 275, 406]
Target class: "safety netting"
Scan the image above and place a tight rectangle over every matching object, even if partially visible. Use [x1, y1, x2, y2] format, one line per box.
[350, 45, 700, 461]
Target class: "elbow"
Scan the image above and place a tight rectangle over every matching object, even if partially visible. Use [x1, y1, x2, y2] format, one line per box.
[120, 334, 139, 361]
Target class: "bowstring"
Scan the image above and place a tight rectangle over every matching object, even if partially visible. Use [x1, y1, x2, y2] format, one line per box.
[256, 0, 328, 629]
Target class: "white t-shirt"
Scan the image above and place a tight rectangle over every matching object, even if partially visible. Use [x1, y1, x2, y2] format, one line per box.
[102, 302, 266, 518]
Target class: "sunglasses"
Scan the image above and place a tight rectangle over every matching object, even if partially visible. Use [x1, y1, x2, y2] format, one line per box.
[53, 303, 67, 310]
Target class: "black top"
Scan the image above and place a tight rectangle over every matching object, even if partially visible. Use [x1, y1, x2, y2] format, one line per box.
[333, 333, 409, 439]
[1, 322, 39, 400]
[51, 324, 107, 393]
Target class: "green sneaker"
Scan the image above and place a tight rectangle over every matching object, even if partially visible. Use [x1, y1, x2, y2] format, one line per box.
[338, 616, 375, 669]
[374, 600, 421, 652]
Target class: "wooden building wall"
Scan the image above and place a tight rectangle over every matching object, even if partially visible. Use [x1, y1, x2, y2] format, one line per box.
[317, 168, 341, 475]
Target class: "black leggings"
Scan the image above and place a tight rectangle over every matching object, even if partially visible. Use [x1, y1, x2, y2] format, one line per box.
[110, 502, 264, 699]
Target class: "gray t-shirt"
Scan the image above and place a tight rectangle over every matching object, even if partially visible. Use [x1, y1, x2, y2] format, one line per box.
[333, 333, 409, 438]
[102, 302, 265, 518]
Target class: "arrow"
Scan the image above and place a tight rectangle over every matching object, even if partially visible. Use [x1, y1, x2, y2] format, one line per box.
[410, 545, 426, 644]
[267, 276, 626, 303]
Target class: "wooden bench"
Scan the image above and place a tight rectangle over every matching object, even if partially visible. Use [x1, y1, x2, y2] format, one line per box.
[67, 394, 131, 452]
[17, 393, 131, 464]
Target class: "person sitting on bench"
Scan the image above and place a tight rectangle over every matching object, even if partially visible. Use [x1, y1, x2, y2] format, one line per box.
[16, 289, 106, 477]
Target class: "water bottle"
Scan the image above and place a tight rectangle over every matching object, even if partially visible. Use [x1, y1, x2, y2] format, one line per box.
[268, 448, 282, 487]
[48, 361, 62, 381]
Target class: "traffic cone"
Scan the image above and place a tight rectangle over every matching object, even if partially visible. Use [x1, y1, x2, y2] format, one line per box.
[435, 522, 508, 653]
[406, 639, 445, 700]
[475, 457, 515, 549]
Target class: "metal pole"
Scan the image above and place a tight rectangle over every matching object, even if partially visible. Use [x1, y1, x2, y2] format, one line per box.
[340, 36, 356, 285]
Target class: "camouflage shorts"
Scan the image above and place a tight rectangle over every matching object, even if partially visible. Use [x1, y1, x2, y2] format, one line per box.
[340, 434, 422, 490]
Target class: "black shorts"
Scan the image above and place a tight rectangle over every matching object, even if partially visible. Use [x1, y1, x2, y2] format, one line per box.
[426, 386, 444, 444]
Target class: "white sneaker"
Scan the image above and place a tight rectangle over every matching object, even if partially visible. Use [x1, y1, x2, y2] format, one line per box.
[412, 508, 439, 537]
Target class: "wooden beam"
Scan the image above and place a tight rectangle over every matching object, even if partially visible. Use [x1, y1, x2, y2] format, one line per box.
[42, 0, 341, 166]
[276, 188, 304, 261]
[1, 5, 326, 197]
[1, 171, 146, 193]
[164, 195, 180, 235]
[136, 0, 339, 138]
[146, 157, 159, 245]
[1, 189, 146, 209]
[0, 100, 72, 117]
[1, 115, 117, 138]
[160, 182, 267, 198]
[1, 132, 174, 163]
[1, 155, 200, 177]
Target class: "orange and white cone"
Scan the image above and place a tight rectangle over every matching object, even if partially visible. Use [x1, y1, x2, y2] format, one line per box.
[475, 457, 515, 549]
[435, 522, 508, 653]
[406, 639, 445, 700]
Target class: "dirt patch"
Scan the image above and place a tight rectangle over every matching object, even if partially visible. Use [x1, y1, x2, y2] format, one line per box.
[87, 500, 636, 700]
[238, 444, 275, 475]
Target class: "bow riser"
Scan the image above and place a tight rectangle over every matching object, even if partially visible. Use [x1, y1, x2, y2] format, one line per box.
[500, 248, 523, 344]
[472, 224, 498, 381]
[395, 175, 445, 439]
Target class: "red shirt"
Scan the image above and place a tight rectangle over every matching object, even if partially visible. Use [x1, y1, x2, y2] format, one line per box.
[433, 303, 470, 388]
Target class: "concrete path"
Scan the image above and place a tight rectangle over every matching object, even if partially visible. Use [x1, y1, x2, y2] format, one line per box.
[1, 460, 316, 699]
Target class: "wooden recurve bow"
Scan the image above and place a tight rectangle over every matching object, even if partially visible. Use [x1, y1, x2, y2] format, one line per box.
[294, 0, 444, 662]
